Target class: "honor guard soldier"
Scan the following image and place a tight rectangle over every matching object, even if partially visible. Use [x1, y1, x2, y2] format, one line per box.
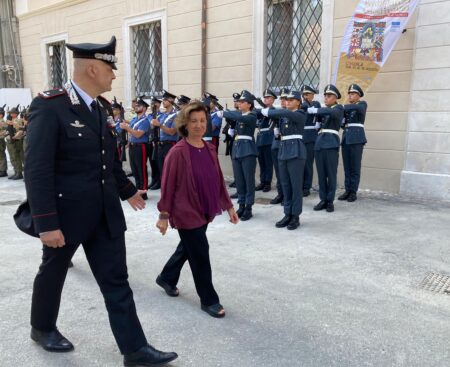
[218, 90, 258, 221]
[121, 96, 150, 200]
[300, 85, 321, 197]
[21, 106, 30, 155]
[270, 87, 290, 205]
[201, 96, 215, 144]
[6, 105, 25, 180]
[308, 84, 344, 212]
[151, 90, 178, 179]
[339, 84, 367, 202]
[255, 89, 276, 192]
[148, 96, 163, 190]
[24, 36, 177, 365]
[0, 105, 8, 177]
[204, 92, 223, 152]
[112, 97, 127, 162]
[261, 90, 306, 230]
[176, 94, 191, 110]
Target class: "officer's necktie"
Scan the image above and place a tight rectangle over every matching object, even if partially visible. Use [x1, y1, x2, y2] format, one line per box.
[90, 100, 101, 129]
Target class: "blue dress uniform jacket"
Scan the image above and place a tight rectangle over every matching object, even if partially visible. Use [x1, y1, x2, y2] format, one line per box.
[301, 100, 321, 144]
[255, 109, 275, 147]
[211, 109, 222, 137]
[25, 89, 137, 244]
[223, 110, 258, 159]
[314, 104, 344, 151]
[159, 110, 178, 141]
[342, 101, 367, 145]
[267, 109, 307, 160]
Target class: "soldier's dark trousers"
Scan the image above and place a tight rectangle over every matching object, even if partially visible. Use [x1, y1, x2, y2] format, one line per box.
[30, 219, 147, 355]
[146, 142, 160, 184]
[279, 157, 305, 216]
[315, 148, 339, 203]
[157, 142, 175, 179]
[271, 147, 282, 196]
[0, 139, 7, 172]
[159, 224, 219, 307]
[342, 143, 364, 193]
[303, 142, 315, 190]
[232, 155, 256, 205]
[257, 145, 273, 184]
[6, 140, 23, 173]
[130, 143, 148, 191]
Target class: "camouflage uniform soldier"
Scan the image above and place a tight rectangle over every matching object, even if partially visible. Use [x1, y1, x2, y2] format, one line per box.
[6, 105, 25, 180]
[0, 105, 8, 177]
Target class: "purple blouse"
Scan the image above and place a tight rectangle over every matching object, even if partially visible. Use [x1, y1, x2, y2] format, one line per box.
[188, 142, 221, 219]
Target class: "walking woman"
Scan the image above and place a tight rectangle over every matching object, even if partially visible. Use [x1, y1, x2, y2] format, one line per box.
[260, 90, 306, 230]
[218, 90, 258, 221]
[156, 100, 239, 318]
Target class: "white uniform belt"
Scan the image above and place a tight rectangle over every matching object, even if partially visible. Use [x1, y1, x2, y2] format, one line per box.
[304, 126, 316, 130]
[259, 128, 270, 132]
[319, 129, 339, 136]
[236, 135, 253, 140]
[281, 134, 303, 141]
[203, 137, 213, 141]
[347, 123, 364, 128]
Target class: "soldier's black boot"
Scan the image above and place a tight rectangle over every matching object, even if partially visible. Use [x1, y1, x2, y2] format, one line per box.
[262, 183, 271, 192]
[124, 344, 178, 366]
[8, 172, 17, 179]
[313, 200, 327, 211]
[303, 189, 310, 197]
[240, 205, 253, 221]
[230, 192, 238, 199]
[326, 201, 335, 212]
[229, 181, 236, 188]
[275, 215, 291, 228]
[338, 191, 350, 200]
[287, 215, 300, 230]
[347, 191, 357, 202]
[255, 182, 264, 191]
[12, 172, 23, 180]
[0, 171, 7, 177]
[270, 194, 283, 205]
[236, 204, 245, 218]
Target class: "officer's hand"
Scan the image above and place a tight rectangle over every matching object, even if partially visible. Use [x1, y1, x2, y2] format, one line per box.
[120, 122, 129, 130]
[156, 219, 169, 235]
[151, 119, 160, 127]
[127, 191, 146, 211]
[227, 207, 239, 224]
[40, 230, 65, 248]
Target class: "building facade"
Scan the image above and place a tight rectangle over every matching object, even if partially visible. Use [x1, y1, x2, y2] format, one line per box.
[14, 0, 450, 200]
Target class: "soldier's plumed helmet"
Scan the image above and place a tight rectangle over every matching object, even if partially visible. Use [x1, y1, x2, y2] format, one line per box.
[111, 97, 121, 109]
[348, 84, 364, 97]
[66, 36, 117, 70]
[263, 88, 277, 99]
[232, 93, 241, 102]
[9, 105, 20, 115]
[323, 84, 341, 99]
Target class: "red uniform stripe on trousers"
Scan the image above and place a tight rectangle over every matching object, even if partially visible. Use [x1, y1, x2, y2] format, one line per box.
[141, 144, 148, 190]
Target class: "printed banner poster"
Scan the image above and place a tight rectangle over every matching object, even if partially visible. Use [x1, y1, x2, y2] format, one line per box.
[333, 0, 419, 99]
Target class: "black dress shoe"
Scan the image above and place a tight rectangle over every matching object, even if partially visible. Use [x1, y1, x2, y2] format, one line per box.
[201, 303, 225, 318]
[149, 182, 160, 190]
[31, 327, 74, 352]
[347, 192, 357, 202]
[255, 183, 264, 191]
[270, 194, 283, 205]
[12, 172, 23, 180]
[262, 184, 271, 192]
[230, 192, 238, 199]
[313, 201, 327, 211]
[275, 215, 291, 228]
[338, 191, 350, 200]
[68, 261, 74, 268]
[156, 275, 179, 297]
[240, 205, 253, 221]
[228, 181, 236, 188]
[302, 189, 310, 197]
[124, 344, 178, 366]
[326, 202, 335, 212]
[287, 215, 300, 230]
[8, 173, 17, 180]
[236, 204, 245, 218]
[0, 171, 7, 177]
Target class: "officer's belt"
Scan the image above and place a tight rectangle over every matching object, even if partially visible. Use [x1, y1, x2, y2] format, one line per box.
[235, 135, 253, 140]
[203, 137, 213, 141]
[347, 123, 364, 128]
[319, 129, 339, 136]
[258, 128, 270, 132]
[304, 126, 316, 130]
[281, 134, 303, 141]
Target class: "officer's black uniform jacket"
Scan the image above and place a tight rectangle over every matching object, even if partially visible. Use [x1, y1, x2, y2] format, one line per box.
[314, 104, 344, 151]
[222, 110, 258, 159]
[25, 88, 137, 244]
[301, 100, 321, 144]
[342, 100, 367, 145]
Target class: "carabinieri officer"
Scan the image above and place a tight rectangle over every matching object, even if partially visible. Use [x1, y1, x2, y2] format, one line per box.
[218, 90, 258, 221]
[338, 84, 367, 202]
[307, 84, 344, 213]
[261, 90, 306, 230]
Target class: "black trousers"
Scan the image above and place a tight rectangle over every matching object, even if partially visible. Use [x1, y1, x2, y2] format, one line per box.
[303, 142, 315, 190]
[160, 224, 219, 306]
[271, 148, 282, 196]
[146, 142, 160, 185]
[232, 155, 256, 205]
[315, 148, 339, 203]
[157, 142, 175, 177]
[279, 157, 305, 216]
[342, 143, 364, 193]
[130, 143, 148, 191]
[31, 219, 147, 355]
[257, 145, 273, 185]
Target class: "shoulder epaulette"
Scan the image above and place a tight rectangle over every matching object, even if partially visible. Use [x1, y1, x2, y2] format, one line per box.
[39, 88, 66, 99]
[97, 95, 111, 106]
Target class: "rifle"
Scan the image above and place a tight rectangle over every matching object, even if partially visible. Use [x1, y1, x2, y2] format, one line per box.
[150, 102, 160, 143]
[5, 108, 16, 143]
[255, 97, 267, 108]
[119, 102, 127, 162]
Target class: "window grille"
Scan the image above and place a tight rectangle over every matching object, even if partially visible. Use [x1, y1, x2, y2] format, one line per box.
[47, 41, 67, 88]
[131, 21, 163, 97]
[266, 0, 322, 93]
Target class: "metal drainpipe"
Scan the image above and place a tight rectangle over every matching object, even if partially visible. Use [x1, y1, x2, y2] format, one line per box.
[201, 0, 207, 95]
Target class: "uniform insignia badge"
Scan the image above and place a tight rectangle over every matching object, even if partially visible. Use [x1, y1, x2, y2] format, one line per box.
[70, 120, 85, 128]
[106, 116, 115, 128]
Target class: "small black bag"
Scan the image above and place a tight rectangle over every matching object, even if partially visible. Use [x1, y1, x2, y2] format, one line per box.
[13, 200, 39, 238]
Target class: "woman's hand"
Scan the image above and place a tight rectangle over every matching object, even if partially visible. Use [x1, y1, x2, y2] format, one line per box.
[156, 219, 169, 235]
[227, 207, 239, 224]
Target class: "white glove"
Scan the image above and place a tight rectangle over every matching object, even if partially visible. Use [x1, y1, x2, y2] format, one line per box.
[314, 122, 321, 129]
[307, 107, 318, 114]
[216, 110, 224, 118]
[274, 127, 280, 137]
[228, 128, 235, 137]
[261, 108, 270, 117]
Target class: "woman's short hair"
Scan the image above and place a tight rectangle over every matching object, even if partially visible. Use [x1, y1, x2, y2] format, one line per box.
[175, 100, 208, 138]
